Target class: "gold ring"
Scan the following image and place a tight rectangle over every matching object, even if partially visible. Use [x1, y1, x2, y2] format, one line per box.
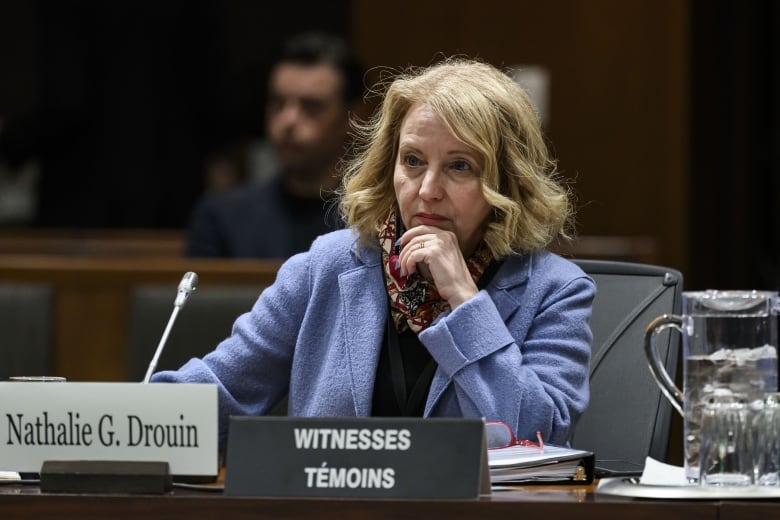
[419, 241, 425, 250]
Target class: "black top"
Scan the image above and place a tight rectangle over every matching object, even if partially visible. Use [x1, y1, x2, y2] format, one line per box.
[372, 324, 437, 416]
[371, 260, 502, 417]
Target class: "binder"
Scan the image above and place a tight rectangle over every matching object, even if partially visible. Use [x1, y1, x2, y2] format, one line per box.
[488, 444, 594, 484]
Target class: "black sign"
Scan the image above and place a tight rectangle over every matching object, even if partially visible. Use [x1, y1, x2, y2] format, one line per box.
[224, 416, 487, 499]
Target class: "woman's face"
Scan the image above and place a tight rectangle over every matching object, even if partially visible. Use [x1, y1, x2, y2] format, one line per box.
[393, 103, 492, 257]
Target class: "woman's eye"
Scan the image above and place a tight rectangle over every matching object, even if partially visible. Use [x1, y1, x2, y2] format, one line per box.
[451, 160, 471, 172]
[404, 155, 421, 167]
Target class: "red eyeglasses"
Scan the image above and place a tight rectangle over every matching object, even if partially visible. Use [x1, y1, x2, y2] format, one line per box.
[485, 421, 544, 451]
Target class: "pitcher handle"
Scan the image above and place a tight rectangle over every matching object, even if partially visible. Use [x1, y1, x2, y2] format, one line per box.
[644, 314, 684, 416]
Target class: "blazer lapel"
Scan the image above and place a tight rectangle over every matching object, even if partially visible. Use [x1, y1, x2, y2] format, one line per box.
[488, 253, 532, 321]
[338, 259, 387, 416]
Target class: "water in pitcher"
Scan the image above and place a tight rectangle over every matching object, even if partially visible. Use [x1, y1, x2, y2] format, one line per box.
[683, 343, 778, 482]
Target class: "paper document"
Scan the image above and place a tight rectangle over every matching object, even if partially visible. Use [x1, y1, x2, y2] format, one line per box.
[639, 457, 688, 486]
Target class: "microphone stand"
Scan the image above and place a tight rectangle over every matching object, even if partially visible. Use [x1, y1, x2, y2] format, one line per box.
[142, 305, 181, 383]
[142, 271, 198, 383]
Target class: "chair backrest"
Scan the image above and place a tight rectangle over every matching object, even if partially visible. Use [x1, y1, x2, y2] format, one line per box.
[0, 283, 53, 379]
[126, 284, 265, 382]
[569, 259, 683, 476]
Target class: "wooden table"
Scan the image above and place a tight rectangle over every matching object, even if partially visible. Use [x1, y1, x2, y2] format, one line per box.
[0, 481, 727, 520]
[3, 461, 777, 519]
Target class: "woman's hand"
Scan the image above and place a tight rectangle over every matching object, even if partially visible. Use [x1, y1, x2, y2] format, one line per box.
[397, 225, 479, 309]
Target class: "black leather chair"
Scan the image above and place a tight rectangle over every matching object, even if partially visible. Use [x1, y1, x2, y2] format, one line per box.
[126, 283, 264, 382]
[0, 283, 53, 379]
[569, 259, 683, 476]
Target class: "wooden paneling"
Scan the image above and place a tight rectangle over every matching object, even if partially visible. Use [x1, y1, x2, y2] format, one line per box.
[0, 229, 184, 256]
[0, 255, 282, 381]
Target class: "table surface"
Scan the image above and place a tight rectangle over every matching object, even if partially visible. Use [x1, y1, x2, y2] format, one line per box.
[1, 479, 775, 520]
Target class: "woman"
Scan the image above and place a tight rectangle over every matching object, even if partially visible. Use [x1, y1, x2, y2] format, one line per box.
[153, 58, 595, 446]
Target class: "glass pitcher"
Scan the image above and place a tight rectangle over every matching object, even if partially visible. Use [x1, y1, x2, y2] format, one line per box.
[644, 290, 779, 484]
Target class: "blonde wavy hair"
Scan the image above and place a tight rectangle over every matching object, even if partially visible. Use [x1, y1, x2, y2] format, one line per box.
[339, 58, 573, 258]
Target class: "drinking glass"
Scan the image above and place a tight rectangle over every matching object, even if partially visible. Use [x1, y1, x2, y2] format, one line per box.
[698, 393, 753, 486]
[755, 393, 780, 485]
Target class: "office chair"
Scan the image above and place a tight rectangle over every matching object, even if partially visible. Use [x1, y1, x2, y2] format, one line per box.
[569, 259, 683, 476]
[126, 283, 265, 382]
[0, 283, 53, 379]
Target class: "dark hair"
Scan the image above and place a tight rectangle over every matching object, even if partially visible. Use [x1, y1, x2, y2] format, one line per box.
[276, 32, 365, 105]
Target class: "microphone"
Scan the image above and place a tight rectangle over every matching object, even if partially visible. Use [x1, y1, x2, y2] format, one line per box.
[174, 271, 199, 308]
[142, 272, 199, 383]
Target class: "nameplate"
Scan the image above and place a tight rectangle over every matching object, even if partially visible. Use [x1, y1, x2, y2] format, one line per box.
[224, 416, 487, 499]
[0, 382, 217, 475]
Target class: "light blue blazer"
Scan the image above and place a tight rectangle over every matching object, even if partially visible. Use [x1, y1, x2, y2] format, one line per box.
[153, 229, 595, 445]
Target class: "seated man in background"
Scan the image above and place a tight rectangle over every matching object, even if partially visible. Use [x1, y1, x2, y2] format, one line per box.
[186, 32, 366, 258]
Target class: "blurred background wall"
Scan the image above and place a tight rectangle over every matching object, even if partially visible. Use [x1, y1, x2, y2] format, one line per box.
[0, 0, 777, 291]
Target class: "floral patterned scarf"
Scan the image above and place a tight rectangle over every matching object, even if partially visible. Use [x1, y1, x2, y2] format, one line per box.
[380, 211, 494, 333]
